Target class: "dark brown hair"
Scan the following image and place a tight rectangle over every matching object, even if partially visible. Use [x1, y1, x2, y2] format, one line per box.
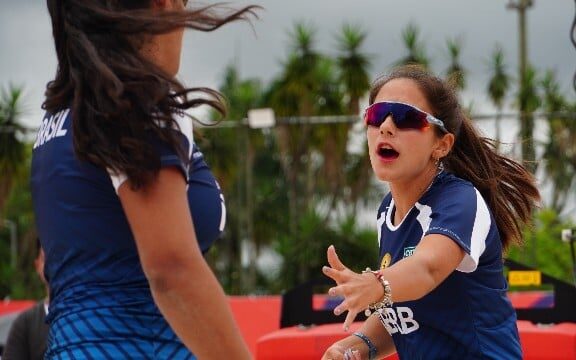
[44, 0, 259, 189]
[369, 65, 540, 250]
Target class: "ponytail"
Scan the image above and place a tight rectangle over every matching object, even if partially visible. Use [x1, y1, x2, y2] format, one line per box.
[445, 116, 540, 249]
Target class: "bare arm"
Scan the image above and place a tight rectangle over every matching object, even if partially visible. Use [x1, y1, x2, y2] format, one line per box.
[119, 167, 251, 359]
[323, 234, 465, 330]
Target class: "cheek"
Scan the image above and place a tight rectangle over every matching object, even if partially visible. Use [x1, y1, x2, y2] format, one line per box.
[400, 133, 434, 160]
[366, 128, 379, 151]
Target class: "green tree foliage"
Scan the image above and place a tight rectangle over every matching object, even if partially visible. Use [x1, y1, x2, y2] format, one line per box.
[517, 65, 540, 174]
[540, 70, 576, 213]
[336, 23, 372, 115]
[486, 45, 511, 147]
[507, 208, 575, 284]
[396, 23, 430, 68]
[0, 145, 42, 299]
[445, 36, 466, 91]
[0, 86, 27, 215]
[202, 21, 376, 292]
[199, 64, 268, 293]
[273, 212, 378, 292]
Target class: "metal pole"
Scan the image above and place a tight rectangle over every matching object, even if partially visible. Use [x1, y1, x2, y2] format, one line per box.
[507, 0, 537, 266]
[507, 0, 535, 174]
[2, 219, 17, 268]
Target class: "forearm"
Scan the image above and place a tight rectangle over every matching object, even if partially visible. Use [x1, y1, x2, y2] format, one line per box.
[334, 316, 395, 359]
[149, 259, 252, 359]
[380, 236, 465, 303]
[380, 256, 439, 303]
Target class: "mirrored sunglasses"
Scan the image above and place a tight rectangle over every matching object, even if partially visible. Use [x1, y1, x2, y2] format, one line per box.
[364, 101, 448, 133]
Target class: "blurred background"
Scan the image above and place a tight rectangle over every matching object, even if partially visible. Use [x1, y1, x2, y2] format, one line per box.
[0, 0, 575, 299]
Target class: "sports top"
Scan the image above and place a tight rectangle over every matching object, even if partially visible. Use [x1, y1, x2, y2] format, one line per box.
[31, 109, 224, 359]
[375, 171, 521, 359]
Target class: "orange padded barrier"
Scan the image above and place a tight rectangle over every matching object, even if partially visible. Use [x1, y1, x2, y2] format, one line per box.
[518, 320, 576, 360]
[228, 296, 282, 356]
[0, 300, 35, 316]
[256, 321, 576, 360]
[256, 323, 398, 360]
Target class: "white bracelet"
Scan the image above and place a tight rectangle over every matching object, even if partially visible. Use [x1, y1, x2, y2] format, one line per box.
[362, 267, 393, 316]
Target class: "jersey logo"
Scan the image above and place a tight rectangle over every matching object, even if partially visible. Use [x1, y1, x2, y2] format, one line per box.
[403, 246, 415, 258]
[33, 109, 69, 149]
[380, 253, 392, 270]
[378, 306, 420, 335]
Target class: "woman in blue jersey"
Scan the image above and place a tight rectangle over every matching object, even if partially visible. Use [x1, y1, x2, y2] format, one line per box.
[32, 0, 258, 358]
[322, 65, 540, 360]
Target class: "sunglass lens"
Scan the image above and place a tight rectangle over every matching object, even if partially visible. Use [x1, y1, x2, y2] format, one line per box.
[365, 103, 391, 127]
[365, 102, 429, 130]
[397, 108, 428, 130]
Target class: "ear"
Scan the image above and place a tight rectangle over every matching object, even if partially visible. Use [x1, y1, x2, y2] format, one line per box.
[433, 133, 455, 160]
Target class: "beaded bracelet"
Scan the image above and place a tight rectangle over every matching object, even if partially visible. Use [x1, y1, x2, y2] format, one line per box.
[362, 267, 393, 316]
[352, 332, 378, 360]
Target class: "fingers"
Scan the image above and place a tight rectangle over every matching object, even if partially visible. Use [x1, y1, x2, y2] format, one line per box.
[322, 344, 346, 360]
[344, 348, 361, 360]
[343, 308, 358, 332]
[327, 245, 346, 271]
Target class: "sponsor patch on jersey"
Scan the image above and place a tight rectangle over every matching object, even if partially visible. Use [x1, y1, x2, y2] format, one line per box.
[403, 246, 416, 258]
[381, 253, 392, 270]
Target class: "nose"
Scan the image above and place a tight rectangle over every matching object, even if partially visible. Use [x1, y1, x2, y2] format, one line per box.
[379, 114, 396, 136]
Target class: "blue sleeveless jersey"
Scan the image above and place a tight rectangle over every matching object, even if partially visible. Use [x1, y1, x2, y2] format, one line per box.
[375, 171, 521, 360]
[31, 109, 225, 359]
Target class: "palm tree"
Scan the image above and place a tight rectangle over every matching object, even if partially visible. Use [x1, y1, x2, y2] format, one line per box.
[516, 65, 540, 174]
[200, 64, 265, 293]
[396, 23, 430, 68]
[540, 70, 575, 212]
[334, 23, 374, 213]
[487, 45, 511, 148]
[0, 86, 27, 215]
[266, 21, 323, 238]
[336, 23, 371, 115]
[445, 36, 466, 91]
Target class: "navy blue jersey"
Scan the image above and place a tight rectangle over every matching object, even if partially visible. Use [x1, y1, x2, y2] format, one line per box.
[31, 109, 225, 359]
[375, 171, 521, 360]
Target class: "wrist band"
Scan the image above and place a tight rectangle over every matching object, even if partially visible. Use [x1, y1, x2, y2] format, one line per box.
[353, 332, 377, 360]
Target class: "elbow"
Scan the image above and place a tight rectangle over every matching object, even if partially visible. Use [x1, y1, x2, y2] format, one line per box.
[404, 260, 444, 300]
[142, 252, 199, 294]
[419, 261, 448, 296]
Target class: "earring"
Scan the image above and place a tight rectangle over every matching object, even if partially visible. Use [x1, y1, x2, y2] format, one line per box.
[433, 157, 445, 171]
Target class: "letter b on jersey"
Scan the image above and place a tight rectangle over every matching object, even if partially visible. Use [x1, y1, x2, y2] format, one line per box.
[379, 307, 420, 335]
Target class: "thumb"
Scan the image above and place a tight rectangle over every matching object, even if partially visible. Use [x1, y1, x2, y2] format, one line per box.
[327, 245, 346, 271]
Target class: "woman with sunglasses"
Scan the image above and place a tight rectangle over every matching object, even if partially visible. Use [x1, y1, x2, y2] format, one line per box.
[322, 65, 540, 360]
[32, 1, 257, 358]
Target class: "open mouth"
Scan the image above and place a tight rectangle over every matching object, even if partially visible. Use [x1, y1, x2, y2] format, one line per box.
[377, 146, 400, 160]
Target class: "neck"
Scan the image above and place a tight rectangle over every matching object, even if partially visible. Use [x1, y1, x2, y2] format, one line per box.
[390, 165, 439, 221]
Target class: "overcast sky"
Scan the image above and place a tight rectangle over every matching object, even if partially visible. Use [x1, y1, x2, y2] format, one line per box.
[1, 0, 575, 129]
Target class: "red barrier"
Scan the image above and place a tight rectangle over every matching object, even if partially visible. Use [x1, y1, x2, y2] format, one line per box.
[228, 296, 282, 356]
[0, 300, 35, 316]
[518, 321, 576, 360]
[256, 323, 398, 360]
[256, 321, 576, 360]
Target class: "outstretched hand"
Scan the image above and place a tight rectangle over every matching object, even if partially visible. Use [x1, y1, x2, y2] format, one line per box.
[322, 245, 384, 331]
